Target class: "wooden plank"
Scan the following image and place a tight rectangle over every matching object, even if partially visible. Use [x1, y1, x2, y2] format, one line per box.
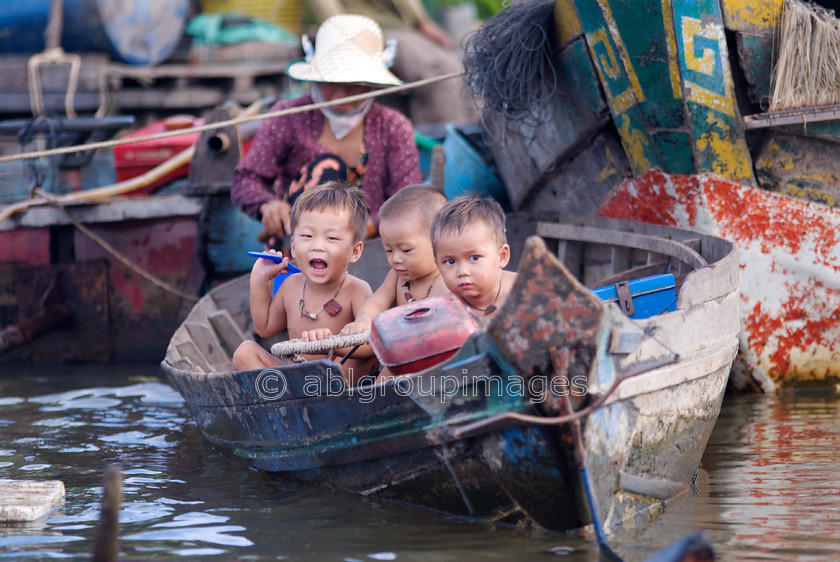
[571, 0, 664, 175]
[184, 322, 229, 367]
[590, 261, 670, 289]
[175, 341, 212, 373]
[735, 32, 774, 107]
[536, 222, 708, 268]
[721, 0, 781, 33]
[208, 310, 247, 356]
[486, 38, 609, 210]
[581, 243, 612, 288]
[0, 196, 203, 232]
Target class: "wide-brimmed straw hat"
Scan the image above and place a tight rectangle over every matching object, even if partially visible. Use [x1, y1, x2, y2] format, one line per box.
[287, 14, 402, 87]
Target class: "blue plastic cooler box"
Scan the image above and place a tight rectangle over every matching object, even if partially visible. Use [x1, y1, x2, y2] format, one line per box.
[592, 274, 677, 319]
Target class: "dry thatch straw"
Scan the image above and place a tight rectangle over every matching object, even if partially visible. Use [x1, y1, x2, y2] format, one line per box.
[770, 0, 840, 110]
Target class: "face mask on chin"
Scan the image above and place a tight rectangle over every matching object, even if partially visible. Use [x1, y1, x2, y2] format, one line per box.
[312, 83, 373, 140]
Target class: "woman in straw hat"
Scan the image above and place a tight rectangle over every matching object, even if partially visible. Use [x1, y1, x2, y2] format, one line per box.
[232, 14, 423, 245]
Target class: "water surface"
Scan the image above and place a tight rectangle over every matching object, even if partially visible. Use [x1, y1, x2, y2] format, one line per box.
[1, 363, 838, 560]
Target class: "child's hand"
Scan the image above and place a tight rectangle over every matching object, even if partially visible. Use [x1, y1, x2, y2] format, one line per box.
[252, 251, 289, 281]
[301, 328, 333, 342]
[340, 320, 370, 336]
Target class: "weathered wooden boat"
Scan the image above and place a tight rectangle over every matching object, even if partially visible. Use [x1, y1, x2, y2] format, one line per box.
[469, 0, 840, 390]
[0, 105, 270, 361]
[161, 214, 740, 542]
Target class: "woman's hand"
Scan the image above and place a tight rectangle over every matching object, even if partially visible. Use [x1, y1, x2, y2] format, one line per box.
[260, 199, 292, 237]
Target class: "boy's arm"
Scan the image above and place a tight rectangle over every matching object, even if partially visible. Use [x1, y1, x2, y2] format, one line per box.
[340, 270, 399, 335]
[250, 258, 290, 338]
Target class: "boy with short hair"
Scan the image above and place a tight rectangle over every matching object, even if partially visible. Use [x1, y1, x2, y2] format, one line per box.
[232, 182, 376, 385]
[430, 194, 517, 321]
[341, 184, 450, 336]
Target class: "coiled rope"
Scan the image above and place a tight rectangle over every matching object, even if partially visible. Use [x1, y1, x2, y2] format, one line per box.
[271, 330, 369, 358]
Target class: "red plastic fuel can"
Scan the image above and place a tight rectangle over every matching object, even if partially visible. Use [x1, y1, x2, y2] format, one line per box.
[369, 294, 478, 376]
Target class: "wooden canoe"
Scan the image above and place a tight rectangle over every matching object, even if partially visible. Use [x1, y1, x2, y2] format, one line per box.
[161, 214, 739, 539]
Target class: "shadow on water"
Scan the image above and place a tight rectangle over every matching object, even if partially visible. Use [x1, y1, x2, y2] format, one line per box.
[1, 362, 839, 560]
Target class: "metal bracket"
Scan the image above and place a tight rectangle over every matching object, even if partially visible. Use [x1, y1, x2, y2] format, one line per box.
[615, 281, 635, 317]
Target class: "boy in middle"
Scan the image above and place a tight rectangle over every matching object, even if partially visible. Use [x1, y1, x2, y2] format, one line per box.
[341, 184, 450, 336]
[232, 182, 377, 385]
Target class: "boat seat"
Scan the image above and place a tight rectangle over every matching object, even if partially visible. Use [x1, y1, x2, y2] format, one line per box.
[208, 310, 247, 356]
[175, 341, 212, 373]
[184, 322, 229, 369]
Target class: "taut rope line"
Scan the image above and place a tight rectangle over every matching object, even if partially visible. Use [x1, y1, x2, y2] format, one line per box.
[0, 71, 463, 165]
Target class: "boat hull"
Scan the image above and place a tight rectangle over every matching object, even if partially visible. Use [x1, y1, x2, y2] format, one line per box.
[0, 195, 205, 361]
[162, 215, 740, 535]
[478, 0, 840, 389]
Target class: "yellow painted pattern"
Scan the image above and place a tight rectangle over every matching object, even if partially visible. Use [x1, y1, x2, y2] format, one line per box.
[754, 139, 794, 172]
[721, 0, 782, 32]
[687, 82, 735, 118]
[661, 0, 682, 99]
[682, 16, 720, 75]
[596, 145, 619, 183]
[588, 28, 637, 115]
[696, 114, 752, 179]
[554, 0, 583, 46]
[779, 184, 837, 207]
[616, 113, 651, 173]
[681, 16, 737, 118]
[595, 0, 646, 103]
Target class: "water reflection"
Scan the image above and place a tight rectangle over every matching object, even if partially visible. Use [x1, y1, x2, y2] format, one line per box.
[0, 363, 838, 560]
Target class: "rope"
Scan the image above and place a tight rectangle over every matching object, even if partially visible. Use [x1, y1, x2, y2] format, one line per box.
[271, 330, 369, 357]
[28, 48, 83, 119]
[0, 71, 462, 165]
[33, 188, 200, 302]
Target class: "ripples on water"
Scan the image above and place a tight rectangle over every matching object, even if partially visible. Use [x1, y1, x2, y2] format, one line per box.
[0, 363, 838, 560]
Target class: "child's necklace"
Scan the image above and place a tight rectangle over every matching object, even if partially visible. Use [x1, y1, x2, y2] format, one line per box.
[461, 276, 502, 316]
[299, 273, 346, 320]
[403, 273, 440, 303]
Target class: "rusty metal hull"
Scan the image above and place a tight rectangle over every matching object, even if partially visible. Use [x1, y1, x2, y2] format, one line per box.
[596, 170, 840, 391]
[0, 195, 205, 361]
[162, 215, 739, 536]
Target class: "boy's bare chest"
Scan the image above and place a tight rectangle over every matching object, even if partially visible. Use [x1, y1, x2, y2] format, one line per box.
[285, 303, 355, 339]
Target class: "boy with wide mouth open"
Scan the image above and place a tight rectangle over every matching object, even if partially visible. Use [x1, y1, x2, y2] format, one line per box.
[233, 182, 377, 385]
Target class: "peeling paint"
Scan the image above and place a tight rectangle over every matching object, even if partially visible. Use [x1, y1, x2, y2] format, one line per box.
[721, 0, 782, 32]
[616, 114, 652, 172]
[695, 116, 752, 179]
[555, 0, 583, 46]
[597, 170, 840, 387]
[661, 0, 682, 99]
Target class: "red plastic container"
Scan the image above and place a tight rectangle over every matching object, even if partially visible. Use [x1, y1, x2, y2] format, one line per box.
[113, 115, 202, 194]
[369, 294, 478, 376]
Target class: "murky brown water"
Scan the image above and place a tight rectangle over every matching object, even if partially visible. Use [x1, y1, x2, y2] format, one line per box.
[0, 363, 838, 560]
